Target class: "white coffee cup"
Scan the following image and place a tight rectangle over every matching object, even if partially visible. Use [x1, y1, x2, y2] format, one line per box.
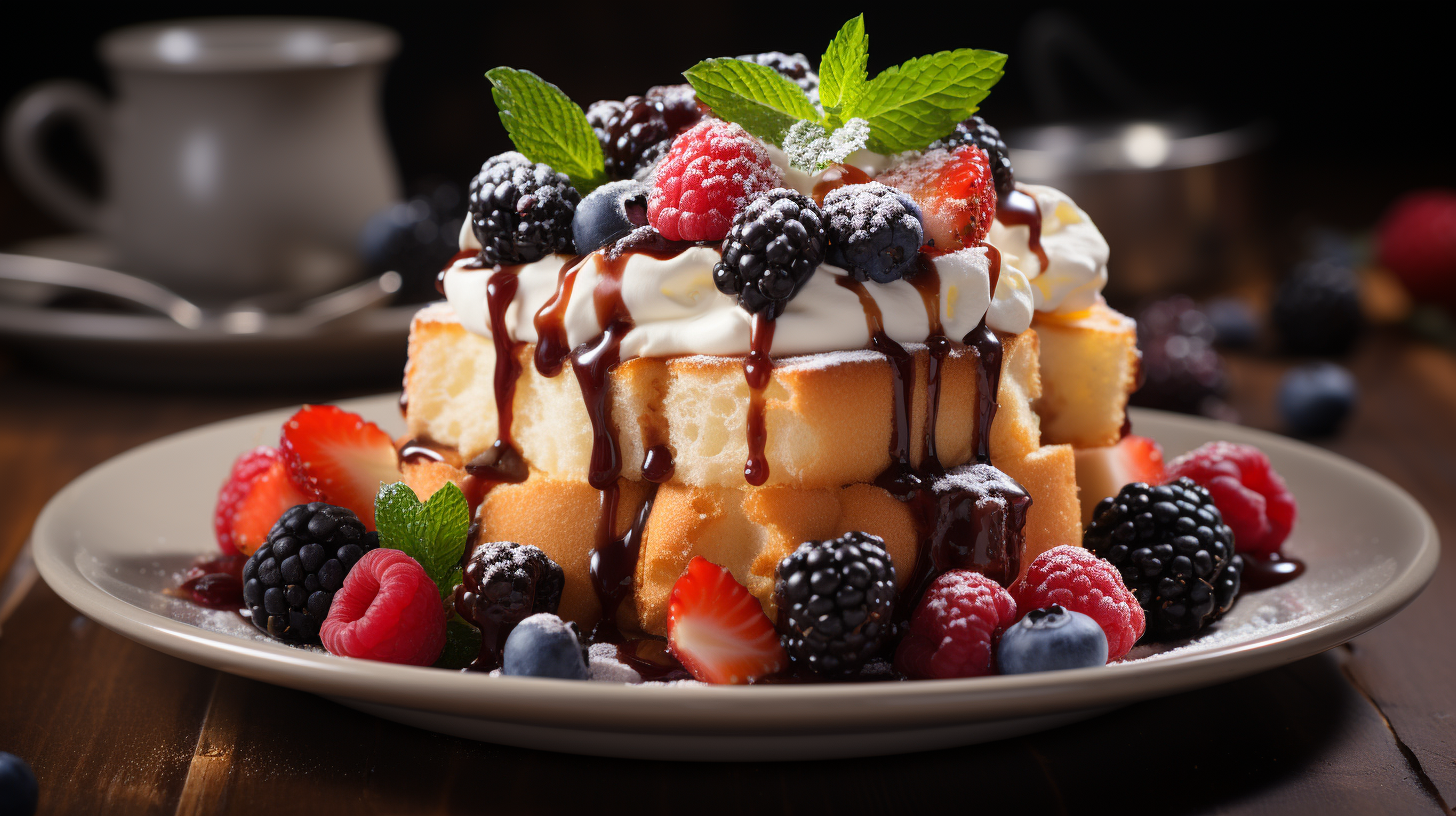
[3, 17, 401, 302]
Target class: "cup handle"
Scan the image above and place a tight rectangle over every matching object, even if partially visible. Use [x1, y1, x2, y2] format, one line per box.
[3, 80, 109, 232]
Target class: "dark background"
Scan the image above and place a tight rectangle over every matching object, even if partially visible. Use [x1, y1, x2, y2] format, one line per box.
[1, 1, 1450, 251]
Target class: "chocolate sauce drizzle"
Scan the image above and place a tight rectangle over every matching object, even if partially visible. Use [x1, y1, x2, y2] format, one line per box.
[996, 189, 1048, 273]
[744, 312, 776, 486]
[836, 276, 920, 495]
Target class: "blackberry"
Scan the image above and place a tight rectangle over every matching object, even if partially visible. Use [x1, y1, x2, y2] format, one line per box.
[1084, 478, 1241, 640]
[931, 115, 1015, 198]
[242, 502, 378, 644]
[1271, 260, 1364, 356]
[468, 152, 579, 265]
[454, 541, 565, 670]
[586, 84, 703, 181]
[737, 52, 819, 101]
[1132, 297, 1228, 417]
[714, 189, 826, 316]
[822, 182, 925, 283]
[775, 532, 897, 675]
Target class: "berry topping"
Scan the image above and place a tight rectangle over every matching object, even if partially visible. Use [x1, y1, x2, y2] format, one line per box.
[571, 179, 650, 255]
[997, 605, 1109, 674]
[930, 115, 1015, 198]
[242, 502, 379, 644]
[1132, 297, 1229, 417]
[1278, 362, 1357, 438]
[667, 556, 787, 684]
[647, 119, 782, 242]
[1164, 442, 1298, 557]
[586, 85, 704, 181]
[735, 52, 820, 100]
[468, 152, 580, 265]
[320, 547, 446, 666]
[1378, 189, 1456, 310]
[1084, 479, 1242, 640]
[279, 405, 400, 529]
[1271, 260, 1364, 356]
[878, 144, 997, 250]
[502, 613, 590, 680]
[894, 570, 1018, 680]
[821, 182, 926, 283]
[1074, 434, 1166, 512]
[713, 188, 827, 316]
[214, 446, 313, 556]
[454, 541, 566, 670]
[1009, 545, 1145, 660]
[774, 531, 897, 676]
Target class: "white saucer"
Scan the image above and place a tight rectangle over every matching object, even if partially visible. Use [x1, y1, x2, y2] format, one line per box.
[29, 399, 1439, 761]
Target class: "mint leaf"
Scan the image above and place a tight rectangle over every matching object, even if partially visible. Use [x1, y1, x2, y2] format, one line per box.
[848, 49, 1007, 153]
[817, 15, 868, 128]
[486, 67, 607, 193]
[433, 616, 482, 670]
[374, 481, 471, 600]
[683, 58, 821, 145]
[784, 118, 871, 172]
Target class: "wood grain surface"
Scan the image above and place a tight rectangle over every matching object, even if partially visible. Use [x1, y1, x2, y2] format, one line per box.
[1, 331, 1453, 816]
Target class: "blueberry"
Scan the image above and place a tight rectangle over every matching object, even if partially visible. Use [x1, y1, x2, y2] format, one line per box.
[501, 613, 589, 680]
[1203, 297, 1259, 349]
[1278, 362, 1356, 437]
[0, 751, 38, 816]
[996, 606, 1108, 674]
[571, 180, 650, 255]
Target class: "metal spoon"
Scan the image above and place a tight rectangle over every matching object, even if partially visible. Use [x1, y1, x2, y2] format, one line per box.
[0, 253, 401, 332]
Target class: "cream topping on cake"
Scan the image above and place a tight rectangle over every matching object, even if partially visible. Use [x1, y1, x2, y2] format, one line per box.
[444, 182, 1107, 359]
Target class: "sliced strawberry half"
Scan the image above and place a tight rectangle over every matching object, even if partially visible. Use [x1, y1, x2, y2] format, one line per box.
[214, 446, 312, 555]
[1073, 434, 1166, 522]
[878, 144, 997, 250]
[279, 405, 400, 529]
[666, 557, 787, 685]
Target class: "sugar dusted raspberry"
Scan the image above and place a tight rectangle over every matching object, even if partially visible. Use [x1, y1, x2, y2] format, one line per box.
[647, 119, 781, 242]
[321, 548, 446, 666]
[894, 570, 1017, 679]
[1011, 545, 1144, 660]
[1165, 442, 1297, 557]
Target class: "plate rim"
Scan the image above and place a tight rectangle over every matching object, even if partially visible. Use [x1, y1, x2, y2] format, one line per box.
[29, 401, 1441, 735]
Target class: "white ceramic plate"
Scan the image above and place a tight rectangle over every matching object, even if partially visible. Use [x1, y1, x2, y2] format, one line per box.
[30, 398, 1439, 761]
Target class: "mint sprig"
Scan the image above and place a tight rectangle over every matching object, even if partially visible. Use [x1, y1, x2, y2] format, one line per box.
[486, 67, 607, 194]
[850, 49, 1008, 153]
[374, 481, 471, 601]
[817, 15, 868, 129]
[683, 58, 822, 146]
[784, 118, 870, 173]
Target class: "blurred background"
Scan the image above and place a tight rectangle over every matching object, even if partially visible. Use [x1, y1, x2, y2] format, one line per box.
[1, 1, 1452, 437]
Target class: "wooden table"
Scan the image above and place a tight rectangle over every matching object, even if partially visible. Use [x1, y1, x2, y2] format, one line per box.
[1, 330, 1453, 816]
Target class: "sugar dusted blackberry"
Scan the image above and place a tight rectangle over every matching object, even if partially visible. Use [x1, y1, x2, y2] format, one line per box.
[775, 532, 897, 675]
[242, 502, 378, 644]
[714, 189, 826, 316]
[737, 51, 819, 101]
[468, 152, 579, 265]
[586, 84, 703, 181]
[1084, 478, 1240, 640]
[931, 115, 1015, 197]
[454, 541, 565, 670]
[822, 182, 925, 283]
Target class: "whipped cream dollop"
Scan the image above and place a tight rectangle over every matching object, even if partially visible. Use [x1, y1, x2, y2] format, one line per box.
[444, 182, 1107, 360]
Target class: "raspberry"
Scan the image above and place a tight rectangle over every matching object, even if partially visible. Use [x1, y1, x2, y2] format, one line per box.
[893, 570, 1017, 679]
[647, 120, 782, 242]
[878, 145, 996, 250]
[930, 115, 1015, 198]
[1010, 545, 1145, 660]
[1164, 442, 1297, 557]
[1378, 189, 1456, 310]
[713, 188, 826, 315]
[321, 548, 447, 666]
[822, 182, 925, 283]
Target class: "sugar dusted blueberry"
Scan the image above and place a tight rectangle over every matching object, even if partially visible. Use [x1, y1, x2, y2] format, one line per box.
[501, 613, 589, 680]
[997, 605, 1109, 674]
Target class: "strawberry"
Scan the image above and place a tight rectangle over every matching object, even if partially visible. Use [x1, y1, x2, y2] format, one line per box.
[878, 144, 997, 250]
[279, 405, 400, 529]
[1073, 434, 1166, 518]
[666, 556, 787, 684]
[214, 447, 312, 555]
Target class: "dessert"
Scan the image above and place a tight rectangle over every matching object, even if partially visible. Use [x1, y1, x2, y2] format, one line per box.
[183, 16, 1304, 684]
